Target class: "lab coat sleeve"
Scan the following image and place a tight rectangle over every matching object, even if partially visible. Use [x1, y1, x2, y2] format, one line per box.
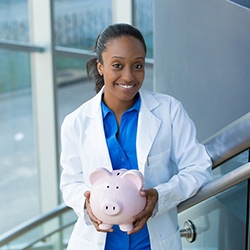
[60, 115, 90, 221]
[154, 101, 212, 217]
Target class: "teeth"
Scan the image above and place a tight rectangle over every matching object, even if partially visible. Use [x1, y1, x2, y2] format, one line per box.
[118, 84, 133, 89]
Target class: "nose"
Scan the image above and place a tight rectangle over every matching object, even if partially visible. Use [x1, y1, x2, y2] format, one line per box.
[102, 201, 121, 215]
[121, 67, 134, 83]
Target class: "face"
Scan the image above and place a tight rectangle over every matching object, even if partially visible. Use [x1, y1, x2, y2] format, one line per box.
[97, 36, 146, 109]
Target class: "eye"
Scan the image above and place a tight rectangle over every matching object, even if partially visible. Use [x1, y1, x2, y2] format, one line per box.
[116, 186, 119, 189]
[134, 64, 144, 70]
[107, 185, 110, 188]
[112, 63, 122, 69]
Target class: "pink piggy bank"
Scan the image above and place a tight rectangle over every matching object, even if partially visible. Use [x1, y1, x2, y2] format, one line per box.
[89, 168, 146, 232]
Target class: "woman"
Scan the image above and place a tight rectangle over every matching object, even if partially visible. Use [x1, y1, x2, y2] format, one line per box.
[60, 23, 212, 250]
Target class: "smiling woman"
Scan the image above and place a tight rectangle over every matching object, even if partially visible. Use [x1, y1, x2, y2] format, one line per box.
[60, 23, 212, 250]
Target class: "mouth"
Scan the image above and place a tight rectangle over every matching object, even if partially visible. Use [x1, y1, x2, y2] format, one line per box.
[116, 83, 136, 89]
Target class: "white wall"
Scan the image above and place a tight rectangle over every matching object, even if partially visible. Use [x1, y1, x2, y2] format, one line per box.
[153, 0, 250, 141]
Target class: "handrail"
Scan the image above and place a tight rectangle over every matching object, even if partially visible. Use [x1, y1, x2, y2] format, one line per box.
[0, 40, 45, 53]
[203, 112, 250, 168]
[0, 203, 70, 246]
[0, 112, 249, 247]
[55, 46, 95, 59]
[0, 41, 154, 65]
[22, 221, 75, 250]
[178, 162, 250, 213]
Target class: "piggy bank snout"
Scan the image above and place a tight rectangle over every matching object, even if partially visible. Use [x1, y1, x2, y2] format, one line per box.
[102, 200, 122, 216]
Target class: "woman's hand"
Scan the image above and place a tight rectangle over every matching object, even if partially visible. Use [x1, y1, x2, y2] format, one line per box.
[84, 191, 114, 233]
[127, 188, 158, 235]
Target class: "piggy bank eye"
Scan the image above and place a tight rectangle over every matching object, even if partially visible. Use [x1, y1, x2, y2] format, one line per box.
[117, 173, 120, 176]
[116, 186, 119, 189]
[107, 185, 110, 188]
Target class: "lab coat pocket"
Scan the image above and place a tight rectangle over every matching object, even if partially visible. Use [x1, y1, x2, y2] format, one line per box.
[147, 149, 170, 168]
[144, 149, 173, 187]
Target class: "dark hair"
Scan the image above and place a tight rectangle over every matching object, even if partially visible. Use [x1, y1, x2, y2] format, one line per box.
[86, 23, 147, 93]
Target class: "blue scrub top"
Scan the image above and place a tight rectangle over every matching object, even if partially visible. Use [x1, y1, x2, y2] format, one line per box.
[101, 95, 151, 250]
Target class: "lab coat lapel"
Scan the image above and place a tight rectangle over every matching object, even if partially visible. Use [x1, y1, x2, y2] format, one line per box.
[137, 91, 161, 174]
[84, 90, 112, 171]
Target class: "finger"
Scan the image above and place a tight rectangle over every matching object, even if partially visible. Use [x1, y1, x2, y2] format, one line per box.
[127, 218, 147, 235]
[131, 209, 148, 223]
[84, 191, 90, 199]
[140, 190, 146, 197]
[97, 226, 114, 233]
[87, 208, 102, 225]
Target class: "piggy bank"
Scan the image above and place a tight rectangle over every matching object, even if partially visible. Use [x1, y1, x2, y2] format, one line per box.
[89, 168, 146, 232]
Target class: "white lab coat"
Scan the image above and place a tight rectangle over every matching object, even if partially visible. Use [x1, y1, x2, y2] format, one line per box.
[60, 87, 212, 250]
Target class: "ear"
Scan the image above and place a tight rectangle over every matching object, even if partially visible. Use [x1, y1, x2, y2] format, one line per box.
[122, 170, 144, 190]
[96, 60, 103, 76]
[89, 168, 111, 185]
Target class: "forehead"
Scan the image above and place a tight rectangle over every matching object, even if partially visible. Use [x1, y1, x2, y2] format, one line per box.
[103, 36, 146, 58]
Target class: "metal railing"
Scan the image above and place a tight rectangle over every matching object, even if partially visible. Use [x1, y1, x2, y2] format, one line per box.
[0, 204, 70, 247]
[178, 161, 250, 213]
[204, 112, 250, 168]
[0, 112, 249, 248]
[0, 40, 45, 53]
[0, 41, 154, 66]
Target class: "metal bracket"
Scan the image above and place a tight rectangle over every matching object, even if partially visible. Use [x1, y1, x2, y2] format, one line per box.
[180, 220, 196, 243]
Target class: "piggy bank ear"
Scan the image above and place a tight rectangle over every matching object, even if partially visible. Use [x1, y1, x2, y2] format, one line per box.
[89, 168, 111, 185]
[122, 170, 144, 190]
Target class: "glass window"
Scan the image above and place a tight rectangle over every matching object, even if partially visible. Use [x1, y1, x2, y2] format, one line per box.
[133, 0, 153, 58]
[54, 0, 113, 126]
[0, 0, 29, 42]
[0, 0, 39, 236]
[56, 56, 96, 129]
[54, 0, 112, 50]
[0, 50, 39, 234]
[133, 0, 154, 92]
[54, 0, 113, 203]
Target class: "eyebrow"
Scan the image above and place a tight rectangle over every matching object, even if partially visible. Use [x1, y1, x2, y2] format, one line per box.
[111, 56, 145, 60]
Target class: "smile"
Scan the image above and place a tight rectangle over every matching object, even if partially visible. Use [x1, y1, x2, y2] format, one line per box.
[117, 84, 135, 89]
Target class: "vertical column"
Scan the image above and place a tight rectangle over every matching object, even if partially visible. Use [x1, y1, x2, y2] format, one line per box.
[112, 0, 132, 24]
[29, 0, 59, 213]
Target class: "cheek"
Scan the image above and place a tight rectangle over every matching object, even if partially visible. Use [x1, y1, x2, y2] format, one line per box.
[137, 72, 145, 83]
[104, 72, 120, 83]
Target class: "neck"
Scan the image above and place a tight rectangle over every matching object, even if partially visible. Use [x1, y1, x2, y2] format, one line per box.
[102, 94, 138, 127]
[102, 95, 137, 116]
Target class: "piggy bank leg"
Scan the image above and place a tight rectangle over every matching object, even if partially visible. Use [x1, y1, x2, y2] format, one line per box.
[99, 223, 113, 230]
[119, 223, 133, 232]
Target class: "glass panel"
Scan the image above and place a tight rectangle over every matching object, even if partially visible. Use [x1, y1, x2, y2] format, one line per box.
[213, 150, 249, 181]
[0, 50, 39, 234]
[54, 0, 112, 50]
[56, 56, 96, 130]
[56, 56, 96, 204]
[133, 0, 153, 58]
[180, 181, 247, 250]
[0, 0, 29, 42]
[1, 209, 76, 249]
[178, 150, 249, 249]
